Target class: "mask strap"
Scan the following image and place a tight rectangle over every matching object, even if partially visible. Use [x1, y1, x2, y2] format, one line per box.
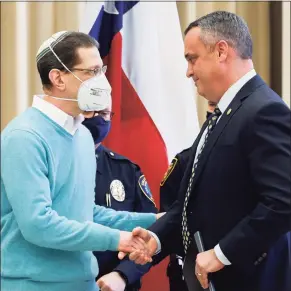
[48, 44, 84, 84]
[48, 96, 77, 102]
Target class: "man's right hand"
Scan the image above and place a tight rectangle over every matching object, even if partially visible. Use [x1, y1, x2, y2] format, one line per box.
[117, 230, 152, 263]
[118, 227, 158, 265]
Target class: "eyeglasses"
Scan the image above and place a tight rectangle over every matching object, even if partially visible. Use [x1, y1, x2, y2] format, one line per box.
[69, 65, 107, 77]
[94, 110, 115, 120]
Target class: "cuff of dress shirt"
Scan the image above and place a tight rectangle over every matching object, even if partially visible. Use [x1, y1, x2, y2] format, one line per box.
[214, 244, 231, 265]
[148, 231, 161, 255]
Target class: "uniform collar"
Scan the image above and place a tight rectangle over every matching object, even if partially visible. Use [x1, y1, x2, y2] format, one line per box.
[32, 95, 84, 135]
[95, 145, 119, 175]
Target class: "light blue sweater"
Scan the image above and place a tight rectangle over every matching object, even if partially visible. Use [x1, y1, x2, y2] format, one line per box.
[1, 107, 156, 291]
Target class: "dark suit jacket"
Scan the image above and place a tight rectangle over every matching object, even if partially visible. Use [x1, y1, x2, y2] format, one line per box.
[149, 75, 291, 291]
[160, 147, 192, 213]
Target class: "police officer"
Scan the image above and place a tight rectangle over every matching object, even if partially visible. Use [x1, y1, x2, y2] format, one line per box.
[160, 101, 216, 291]
[82, 108, 157, 291]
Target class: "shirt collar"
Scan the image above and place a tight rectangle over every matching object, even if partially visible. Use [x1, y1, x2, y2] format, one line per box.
[32, 95, 84, 135]
[217, 69, 256, 114]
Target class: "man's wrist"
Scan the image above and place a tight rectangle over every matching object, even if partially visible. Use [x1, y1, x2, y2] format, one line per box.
[214, 244, 231, 265]
[113, 270, 128, 286]
[148, 231, 161, 254]
[156, 212, 166, 219]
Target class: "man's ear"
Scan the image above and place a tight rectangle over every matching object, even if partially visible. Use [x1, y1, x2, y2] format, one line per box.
[48, 69, 66, 91]
[215, 40, 228, 62]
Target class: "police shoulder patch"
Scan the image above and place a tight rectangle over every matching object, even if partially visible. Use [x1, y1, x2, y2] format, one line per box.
[160, 158, 178, 186]
[138, 175, 156, 206]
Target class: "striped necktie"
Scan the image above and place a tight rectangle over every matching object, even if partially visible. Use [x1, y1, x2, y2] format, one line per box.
[181, 107, 222, 254]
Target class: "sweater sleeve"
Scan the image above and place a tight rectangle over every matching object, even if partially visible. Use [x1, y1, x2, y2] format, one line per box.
[93, 204, 156, 231]
[1, 129, 121, 252]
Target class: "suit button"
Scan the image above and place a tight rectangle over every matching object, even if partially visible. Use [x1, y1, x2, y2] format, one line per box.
[258, 257, 263, 262]
[262, 253, 267, 258]
[254, 261, 258, 266]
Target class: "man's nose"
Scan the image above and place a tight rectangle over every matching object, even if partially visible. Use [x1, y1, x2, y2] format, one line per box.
[186, 64, 193, 78]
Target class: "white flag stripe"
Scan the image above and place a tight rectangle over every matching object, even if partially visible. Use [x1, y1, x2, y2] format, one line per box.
[121, 2, 199, 161]
[80, 1, 200, 162]
[79, 2, 103, 35]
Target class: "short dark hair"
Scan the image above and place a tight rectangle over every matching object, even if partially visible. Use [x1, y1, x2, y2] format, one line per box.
[37, 32, 99, 89]
[185, 11, 253, 59]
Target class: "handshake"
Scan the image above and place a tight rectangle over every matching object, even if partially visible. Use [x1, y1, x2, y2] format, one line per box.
[116, 212, 165, 264]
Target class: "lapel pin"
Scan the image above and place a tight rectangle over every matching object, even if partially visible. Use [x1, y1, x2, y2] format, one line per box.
[227, 108, 232, 115]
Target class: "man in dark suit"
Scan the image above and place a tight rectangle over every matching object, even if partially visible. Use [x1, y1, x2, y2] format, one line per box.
[120, 11, 291, 291]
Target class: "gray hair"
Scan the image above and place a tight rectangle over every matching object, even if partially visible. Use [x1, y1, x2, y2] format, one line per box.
[185, 11, 253, 59]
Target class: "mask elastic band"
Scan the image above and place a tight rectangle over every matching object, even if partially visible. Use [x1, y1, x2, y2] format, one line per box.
[48, 43, 84, 84]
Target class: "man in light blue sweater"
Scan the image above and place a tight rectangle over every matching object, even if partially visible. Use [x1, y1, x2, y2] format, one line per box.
[1, 31, 158, 291]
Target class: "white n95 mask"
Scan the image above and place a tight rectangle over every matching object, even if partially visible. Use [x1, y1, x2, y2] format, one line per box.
[52, 71, 112, 111]
[75, 73, 112, 111]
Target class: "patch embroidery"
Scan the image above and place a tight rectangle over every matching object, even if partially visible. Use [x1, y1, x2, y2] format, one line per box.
[160, 158, 178, 186]
[138, 175, 156, 206]
[110, 180, 125, 202]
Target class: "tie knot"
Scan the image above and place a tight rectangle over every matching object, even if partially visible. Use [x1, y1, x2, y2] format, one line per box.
[214, 107, 221, 116]
[209, 107, 221, 122]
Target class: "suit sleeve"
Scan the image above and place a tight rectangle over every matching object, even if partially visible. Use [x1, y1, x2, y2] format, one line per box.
[219, 101, 291, 270]
[112, 168, 157, 285]
[148, 199, 185, 264]
[113, 260, 152, 286]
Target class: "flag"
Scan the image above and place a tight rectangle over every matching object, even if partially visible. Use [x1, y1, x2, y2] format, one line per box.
[80, 2, 199, 290]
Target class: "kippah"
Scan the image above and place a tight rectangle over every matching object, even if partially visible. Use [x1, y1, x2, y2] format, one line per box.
[36, 31, 72, 63]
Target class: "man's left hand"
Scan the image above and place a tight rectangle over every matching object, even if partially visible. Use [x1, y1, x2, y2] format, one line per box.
[97, 272, 126, 291]
[195, 249, 225, 289]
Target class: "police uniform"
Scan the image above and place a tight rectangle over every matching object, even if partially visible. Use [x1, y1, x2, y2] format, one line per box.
[93, 145, 157, 291]
[160, 147, 192, 291]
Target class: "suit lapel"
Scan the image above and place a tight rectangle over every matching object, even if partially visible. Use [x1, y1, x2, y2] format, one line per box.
[189, 75, 265, 193]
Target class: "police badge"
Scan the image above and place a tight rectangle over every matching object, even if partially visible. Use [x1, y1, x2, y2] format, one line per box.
[110, 180, 125, 202]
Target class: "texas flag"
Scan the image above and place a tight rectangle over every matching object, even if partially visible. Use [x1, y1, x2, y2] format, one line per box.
[80, 2, 199, 289]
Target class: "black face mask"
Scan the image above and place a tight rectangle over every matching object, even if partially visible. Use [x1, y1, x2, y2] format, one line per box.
[82, 116, 111, 144]
[206, 111, 212, 119]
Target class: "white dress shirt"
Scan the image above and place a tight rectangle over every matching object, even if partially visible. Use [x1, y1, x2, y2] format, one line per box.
[32, 95, 84, 135]
[152, 69, 257, 264]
